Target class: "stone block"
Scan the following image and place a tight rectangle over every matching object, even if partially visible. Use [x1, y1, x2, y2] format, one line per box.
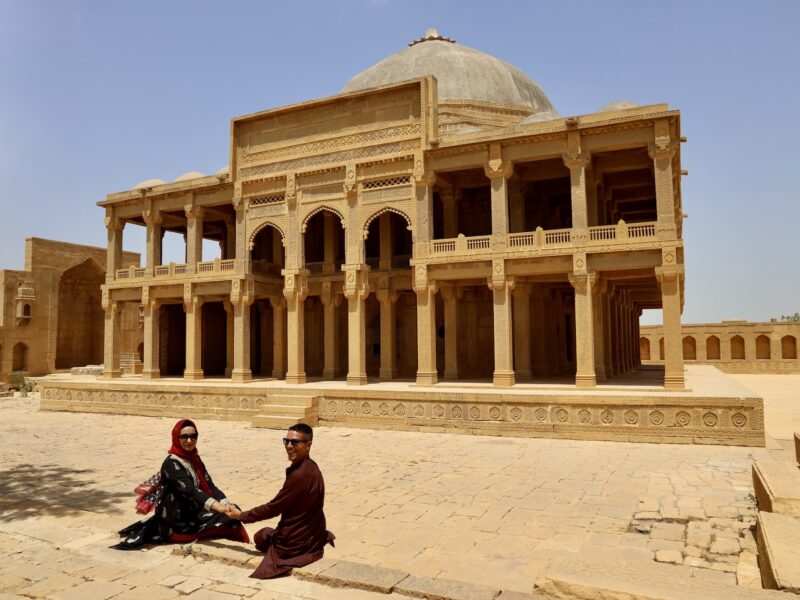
[757, 511, 800, 593]
[292, 557, 339, 579]
[709, 537, 740, 555]
[736, 551, 762, 589]
[752, 460, 800, 518]
[313, 560, 407, 593]
[650, 522, 685, 541]
[395, 575, 500, 600]
[51, 580, 130, 600]
[654, 550, 682, 564]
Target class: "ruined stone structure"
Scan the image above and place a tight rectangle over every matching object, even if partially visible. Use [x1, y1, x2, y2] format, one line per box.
[641, 320, 800, 373]
[97, 30, 687, 390]
[0, 238, 141, 379]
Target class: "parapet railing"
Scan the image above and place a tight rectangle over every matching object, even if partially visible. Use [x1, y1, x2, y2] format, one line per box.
[115, 259, 236, 281]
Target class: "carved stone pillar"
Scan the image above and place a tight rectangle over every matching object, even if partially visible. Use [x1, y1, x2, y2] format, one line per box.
[488, 267, 515, 387]
[440, 284, 461, 380]
[102, 293, 121, 378]
[231, 279, 254, 382]
[569, 263, 597, 388]
[344, 267, 369, 386]
[379, 212, 394, 270]
[563, 132, 591, 234]
[185, 200, 204, 274]
[602, 290, 613, 377]
[648, 119, 678, 241]
[376, 288, 398, 381]
[414, 264, 437, 385]
[233, 197, 248, 273]
[656, 251, 685, 389]
[592, 279, 607, 382]
[223, 300, 234, 377]
[323, 212, 337, 274]
[284, 271, 307, 384]
[513, 282, 532, 381]
[258, 303, 270, 376]
[269, 296, 286, 379]
[184, 293, 204, 381]
[412, 167, 436, 252]
[321, 284, 341, 380]
[484, 147, 513, 237]
[143, 204, 163, 271]
[142, 295, 161, 379]
[440, 187, 459, 239]
[104, 214, 124, 282]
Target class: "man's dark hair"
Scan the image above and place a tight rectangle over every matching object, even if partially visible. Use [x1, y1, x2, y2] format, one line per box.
[288, 423, 313, 440]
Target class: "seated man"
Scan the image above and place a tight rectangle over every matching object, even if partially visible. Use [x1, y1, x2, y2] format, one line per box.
[228, 424, 335, 579]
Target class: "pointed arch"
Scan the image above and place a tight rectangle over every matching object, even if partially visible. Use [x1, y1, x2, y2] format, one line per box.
[301, 205, 346, 233]
[249, 220, 286, 246]
[362, 206, 413, 240]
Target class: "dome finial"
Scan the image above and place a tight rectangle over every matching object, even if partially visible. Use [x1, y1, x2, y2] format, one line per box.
[409, 28, 456, 47]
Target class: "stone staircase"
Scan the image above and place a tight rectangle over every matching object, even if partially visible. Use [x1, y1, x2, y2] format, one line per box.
[250, 394, 319, 429]
[750, 432, 800, 593]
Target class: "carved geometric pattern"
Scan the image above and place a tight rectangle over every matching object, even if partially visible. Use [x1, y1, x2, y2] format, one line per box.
[433, 404, 444, 418]
[578, 409, 591, 424]
[703, 412, 718, 427]
[650, 411, 664, 426]
[394, 404, 406, 416]
[452, 406, 463, 419]
[731, 412, 747, 428]
[555, 408, 569, 423]
[345, 402, 355, 414]
[362, 175, 411, 190]
[675, 411, 690, 427]
[414, 404, 424, 417]
[600, 409, 614, 424]
[625, 410, 639, 425]
[250, 194, 285, 206]
[327, 401, 337, 413]
[534, 408, 547, 422]
[489, 406, 501, 420]
[469, 406, 480, 419]
[379, 403, 389, 416]
[362, 402, 371, 414]
[510, 407, 523, 422]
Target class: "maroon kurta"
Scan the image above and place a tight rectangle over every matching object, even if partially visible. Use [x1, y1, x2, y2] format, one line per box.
[239, 457, 335, 579]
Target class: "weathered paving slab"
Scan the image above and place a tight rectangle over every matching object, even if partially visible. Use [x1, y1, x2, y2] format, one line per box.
[751, 460, 800, 517]
[313, 560, 408, 593]
[756, 511, 800, 593]
[395, 574, 500, 600]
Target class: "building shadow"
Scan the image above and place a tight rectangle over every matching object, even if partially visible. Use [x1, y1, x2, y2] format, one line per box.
[0, 463, 130, 521]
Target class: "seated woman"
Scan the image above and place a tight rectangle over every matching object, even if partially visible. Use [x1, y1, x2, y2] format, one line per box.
[112, 419, 249, 549]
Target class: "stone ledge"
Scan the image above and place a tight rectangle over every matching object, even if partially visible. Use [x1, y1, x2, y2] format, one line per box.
[794, 432, 799, 466]
[307, 560, 407, 593]
[752, 460, 800, 518]
[756, 511, 800, 593]
[395, 574, 499, 599]
[534, 556, 786, 599]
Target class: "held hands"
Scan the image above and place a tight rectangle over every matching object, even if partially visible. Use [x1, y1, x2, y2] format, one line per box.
[225, 505, 242, 520]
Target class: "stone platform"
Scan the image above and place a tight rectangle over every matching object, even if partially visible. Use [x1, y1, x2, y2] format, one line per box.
[39, 365, 764, 446]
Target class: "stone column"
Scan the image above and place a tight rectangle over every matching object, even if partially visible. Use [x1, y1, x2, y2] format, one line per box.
[376, 288, 398, 380]
[223, 300, 234, 377]
[378, 213, 393, 270]
[440, 284, 461, 380]
[656, 253, 685, 389]
[411, 167, 435, 259]
[233, 197, 248, 273]
[184, 294, 204, 381]
[258, 303, 270, 376]
[414, 284, 438, 385]
[323, 212, 337, 274]
[321, 284, 340, 379]
[284, 272, 307, 384]
[143, 205, 162, 271]
[649, 119, 678, 240]
[489, 269, 515, 387]
[602, 291, 614, 377]
[102, 294, 121, 378]
[745, 332, 756, 362]
[513, 282, 532, 381]
[440, 188, 459, 239]
[484, 147, 513, 237]
[104, 214, 124, 282]
[531, 286, 547, 377]
[185, 200, 204, 274]
[270, 296, 286, 379]
[344, 268, 369, 386]
[563, 133, 591, 234]
[592, 279, 607, 382]
[569, 265, 597, 388]
[142, 297, 161, 379]
[231, 295, 253, 383]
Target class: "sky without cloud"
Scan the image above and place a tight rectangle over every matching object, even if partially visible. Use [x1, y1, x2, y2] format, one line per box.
[1, 0, 798, 325]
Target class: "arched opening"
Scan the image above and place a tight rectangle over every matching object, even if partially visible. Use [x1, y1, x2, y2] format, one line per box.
[756, 335, 771, 360]
[12, 342, 28, 372]
[640, 337, 651, 361]
[364, 210, 413, 270]
[22, 304, 31, 317]
[159, 304, 186, 376]
[433, 168, 493, 239]
[782, 336, 797, 360]
[706, 336, 720, 360]
[730, 335, 745, 360]
[56, 259, 105, 368]
[250, 224, 284, 277]
[304, 210, 344, 273]
[682, 336, 696, 360]
[658, 337, 664, 360]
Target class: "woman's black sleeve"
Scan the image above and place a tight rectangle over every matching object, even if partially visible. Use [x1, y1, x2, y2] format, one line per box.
[161, 458, 211, 507]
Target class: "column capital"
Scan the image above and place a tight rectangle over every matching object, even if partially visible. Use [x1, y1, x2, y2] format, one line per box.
[143, 200, 163, 226]
[412, 170, 437, 187]
[343, 267, 370, 300]
[568, 270, 598, 294]
[375, 288, 399, 304]
[648, 141, 677, 162]
[562, 151, 591, 170]
[184, 203, 205, 220]
[282, 269, 309, 301]
[268, 295, 286, 310]
[321, 281, 343, 307]
[439, 282, 463, 301]
[104, 216, 124, 231]
[487, 275, 515, 292]
[484, 159, 514, 180]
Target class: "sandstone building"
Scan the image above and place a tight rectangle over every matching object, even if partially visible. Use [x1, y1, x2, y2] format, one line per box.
[0, 238, 140, 379]
[98, 29, 687, 390]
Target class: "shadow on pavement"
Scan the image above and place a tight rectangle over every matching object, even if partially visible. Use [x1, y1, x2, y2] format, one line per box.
[0, 463, 129, 521]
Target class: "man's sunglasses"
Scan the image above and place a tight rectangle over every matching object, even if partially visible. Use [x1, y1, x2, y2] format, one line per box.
[282, 437, 309, 446]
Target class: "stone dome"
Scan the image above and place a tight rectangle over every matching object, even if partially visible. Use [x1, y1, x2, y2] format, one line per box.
[597, 100, 640, 113]
[133, 178, 166, 189]
[215, 165, 230, 176]
[173, 171, 206, 182]
[342, 29, 555, 113]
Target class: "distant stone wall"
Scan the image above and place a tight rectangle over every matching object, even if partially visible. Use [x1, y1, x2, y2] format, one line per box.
[641, 321, 800, 373]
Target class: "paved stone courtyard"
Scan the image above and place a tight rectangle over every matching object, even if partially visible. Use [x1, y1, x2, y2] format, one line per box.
[0, 379, 794, 598]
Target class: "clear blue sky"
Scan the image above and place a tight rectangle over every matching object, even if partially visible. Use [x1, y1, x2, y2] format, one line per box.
[1, 0, 798, 325]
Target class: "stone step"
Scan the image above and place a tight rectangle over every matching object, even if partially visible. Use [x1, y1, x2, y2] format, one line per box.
[534, 556, 786, 600]
[264, 404, 315, 417]
[251, 414, 318, 429]
[752, 460, 800, 518]
[269, 394, 319, 407]
[757, 511, 800, 593]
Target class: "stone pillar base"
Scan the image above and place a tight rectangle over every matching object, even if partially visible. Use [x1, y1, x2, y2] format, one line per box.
[322, 368, 336, 380]
[142, 370, 161, 380]
[379, 368, 395, 381]
[230, 369, 252, 383]
[443, 369, 458, 380]
[575, 374, 597, 388]
[493, 370, 515, 387]
[664, 374, 685, 390]
[347, 374, 368, 386]
[285, 372, 306, 385]
[416, 371, 438, 385]
[184, 370, 204, 381]
[103, 370, 122, 379]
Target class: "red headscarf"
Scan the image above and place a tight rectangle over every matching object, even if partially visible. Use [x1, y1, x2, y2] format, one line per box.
[168, 419, 214, 497]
